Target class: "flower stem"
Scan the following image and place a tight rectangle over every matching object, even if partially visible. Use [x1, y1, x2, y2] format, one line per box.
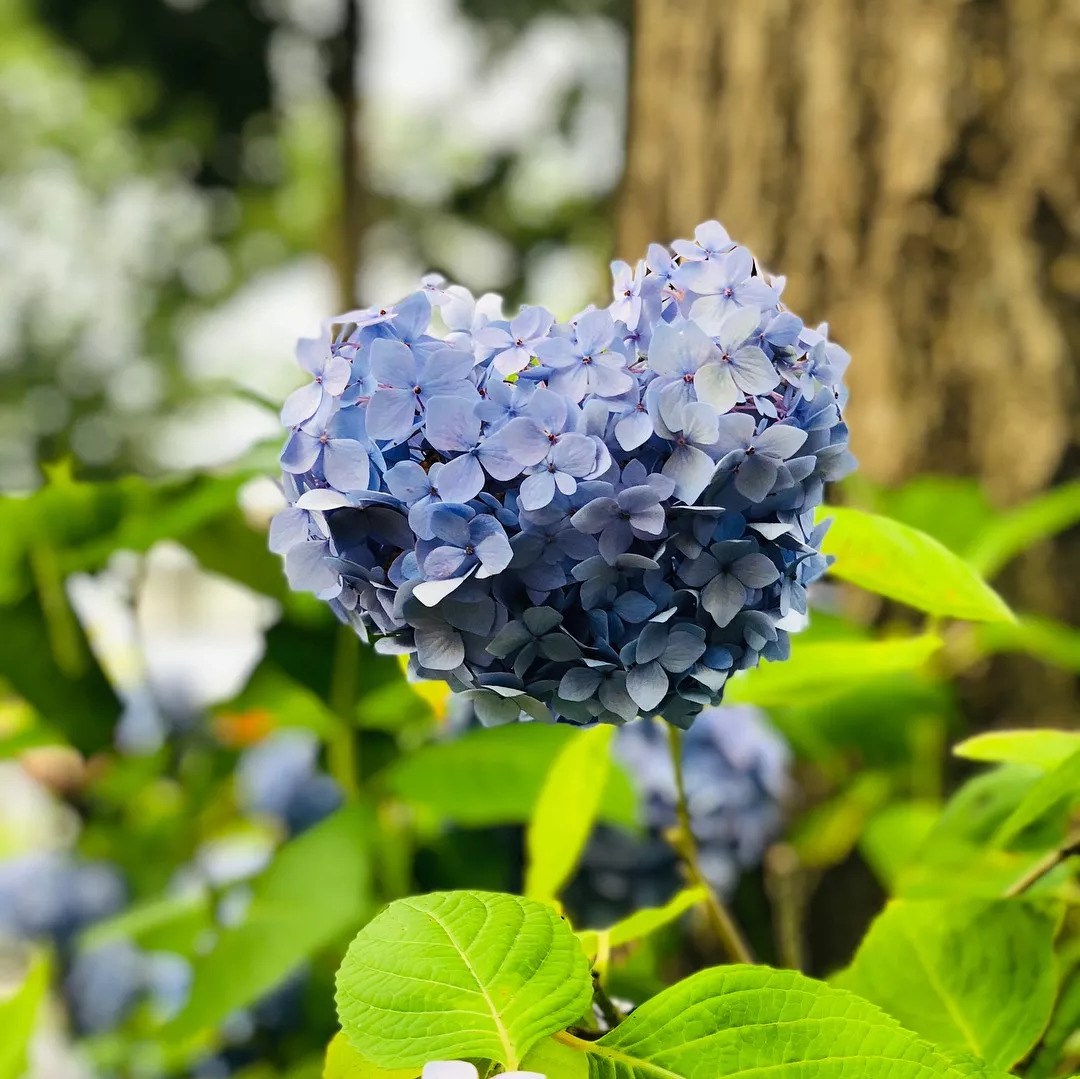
[666, 723, 755, 964]
[1004, 828, 1080, 897]
[328, 623, 361, 802]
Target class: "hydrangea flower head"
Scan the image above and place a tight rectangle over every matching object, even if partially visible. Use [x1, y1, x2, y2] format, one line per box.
[272, 222, 854, 727]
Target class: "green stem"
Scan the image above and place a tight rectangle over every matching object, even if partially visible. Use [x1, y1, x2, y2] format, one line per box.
[30, 544, 85, 677]
[666, 724, 755, 964]
[1004, 829, 1080, 897]
[592, 970, 622, 1032]
[328, 623, 360, 801]
[764, 842, 805, 971]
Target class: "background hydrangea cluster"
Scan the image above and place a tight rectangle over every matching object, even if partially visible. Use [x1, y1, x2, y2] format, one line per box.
[273, 220, 854, 727]
[0, 732, 339, 1067]
[569, 705, 790, 924]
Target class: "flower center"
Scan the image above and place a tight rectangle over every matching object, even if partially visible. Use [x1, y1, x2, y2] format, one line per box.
[413, 385, 422, 394]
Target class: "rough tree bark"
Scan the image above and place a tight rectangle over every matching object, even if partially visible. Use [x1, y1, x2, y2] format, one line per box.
[618, 0, 1079, 725]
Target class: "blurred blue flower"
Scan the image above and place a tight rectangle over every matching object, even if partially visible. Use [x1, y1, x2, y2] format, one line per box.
[237, 729, 343, 836]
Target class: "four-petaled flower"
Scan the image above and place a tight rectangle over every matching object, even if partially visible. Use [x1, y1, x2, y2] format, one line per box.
[570, 474, 675, 562]
[366, 341, 476, 441]
[473, 305, 554, 378]
[535, 310, 633, 402]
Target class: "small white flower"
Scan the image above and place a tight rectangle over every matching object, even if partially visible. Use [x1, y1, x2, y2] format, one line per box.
[421, 1065, 477, 1079]
[420, 1066, 545, 1079]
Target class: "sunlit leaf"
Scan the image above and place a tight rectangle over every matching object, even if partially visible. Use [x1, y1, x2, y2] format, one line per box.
[724, 635, 941, 707]
[0, 955, 49, 1079]
[323, 1032, 418, 1079]
[954, 729, 1080, 772]
[817, 506, 1013, 622]
[859, 802, 941, 893]
[526, 723, 614, 902]
[577, 885, 707, 960]
[335, 891, 591, 1071]
[836, 899, 1060, 1069]
[994, 748, 1080, 846]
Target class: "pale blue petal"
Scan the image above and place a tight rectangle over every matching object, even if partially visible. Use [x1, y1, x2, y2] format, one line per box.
[436, 452, 484, 503]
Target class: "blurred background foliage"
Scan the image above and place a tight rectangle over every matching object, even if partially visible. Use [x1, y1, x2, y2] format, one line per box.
[0, 1, 1077, 1077]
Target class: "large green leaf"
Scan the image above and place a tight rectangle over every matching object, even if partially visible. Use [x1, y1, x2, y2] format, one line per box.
[164, 805, 372, 1042]
[335, 891, 592, 1071]
[836, 899, 1059, 1069]
[521, 964, 1000, 1077]
[954, 729, 1080, 772]
[384, 722, 637, 829]
[0, 956, 49, 1079]
[724, 635, 941, 707]
[526, 723, 614, 902]
[817, 506, 1013, 622]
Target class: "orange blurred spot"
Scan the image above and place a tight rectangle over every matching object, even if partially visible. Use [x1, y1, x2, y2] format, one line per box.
[213, 708, 275, 747]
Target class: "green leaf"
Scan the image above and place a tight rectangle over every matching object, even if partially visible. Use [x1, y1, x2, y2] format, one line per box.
[1026, 957, 1080, 1078]
[954, 729, 1080, 772]
[577, 886, 707, 959]
[521, 964, 998, 1078]
[384, 722, 637, 829]
[526, 724, 614, 901]
[859, 802, 942, 893]
[874, 476, 995, 557]
[817, 506, 1014, 623]
[965, 480, 1080, 578]
[323, 1032, 418, 1079]
[836, 899, 1059, 1069]
[335, 890, 592, 1071]
[724, 635, 942, 707]
[994, 747, 1080, 846]
[82, 891, 212, 956]
[164, 805, 372, 1042]
[0, 956, 49, 1079]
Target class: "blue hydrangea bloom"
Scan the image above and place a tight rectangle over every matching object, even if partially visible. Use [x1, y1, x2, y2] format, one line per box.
[236, 729, 343, 836]
[272, 223, 855, 727]
[0, 852, 126, 943]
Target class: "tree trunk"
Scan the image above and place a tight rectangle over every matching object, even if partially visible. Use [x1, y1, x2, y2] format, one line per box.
[619, 0, 1079, 727]
[618, 0, 1080, 970]
[620, 0, 1079, 501]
